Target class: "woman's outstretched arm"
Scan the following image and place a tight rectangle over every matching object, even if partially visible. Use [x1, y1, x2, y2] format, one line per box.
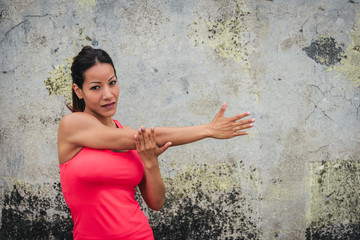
[57, 103, 254, 163]
[154, 102, 255, 146]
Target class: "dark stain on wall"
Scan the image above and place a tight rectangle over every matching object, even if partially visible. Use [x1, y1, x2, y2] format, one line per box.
[140, 161, 262, 240]
[0, 181, 73, 240]
[188, 0, 255, 65]
[1, 161, 261, 239]
[149, 188, 259, 240]
[306, 160, 360, 239]
[303, 36, 343, 66]
[306, 222, 360, 240]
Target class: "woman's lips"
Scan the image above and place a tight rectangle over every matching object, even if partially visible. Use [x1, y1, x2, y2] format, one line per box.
[101, 102, 115, 109]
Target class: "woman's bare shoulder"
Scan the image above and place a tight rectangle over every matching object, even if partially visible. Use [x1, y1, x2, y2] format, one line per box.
[60, 112, 95, 122]
[57, 113, 91, 164]
[59, 112, 99, 131]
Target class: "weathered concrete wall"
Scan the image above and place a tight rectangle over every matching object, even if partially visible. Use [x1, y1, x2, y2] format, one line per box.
[0, 0, 359, 239]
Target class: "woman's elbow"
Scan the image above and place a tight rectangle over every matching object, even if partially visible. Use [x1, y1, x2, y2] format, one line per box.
[151, 206, 163, 211]
[149, 199, 164, 211]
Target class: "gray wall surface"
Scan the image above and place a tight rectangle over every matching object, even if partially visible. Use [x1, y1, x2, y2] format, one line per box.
[1, 0, 359, 239]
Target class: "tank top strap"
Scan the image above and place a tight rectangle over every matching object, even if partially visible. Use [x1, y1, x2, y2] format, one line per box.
[113, 119, 123, 129]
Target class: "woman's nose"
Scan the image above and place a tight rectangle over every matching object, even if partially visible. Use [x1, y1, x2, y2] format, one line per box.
[102, 86, 112, 99]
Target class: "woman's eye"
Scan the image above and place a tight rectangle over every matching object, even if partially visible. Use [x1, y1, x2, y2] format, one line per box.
[91, 86, 99, 90]
[110, 80, 117, 86]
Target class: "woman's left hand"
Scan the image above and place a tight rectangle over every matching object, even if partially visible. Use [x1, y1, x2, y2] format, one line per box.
[134, 127, 172, 167]
[135, 127, 170, 211]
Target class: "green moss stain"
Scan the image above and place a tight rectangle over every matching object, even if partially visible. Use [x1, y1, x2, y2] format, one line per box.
[76, 0, 96, 10]
[0, 178, 73, 239]
[188, 0, 253, 66]
[78, 27, 96, 45]
[309, 160, 360, 224]
[306, 160, 360, 239]
[139, 161, 262, 239]
[165, 161, 262, 196]
[330, 15, 360, 87]
[44, 58, 73, 104]
[304, 16, 360, 87]
[303, 36, 343, 66]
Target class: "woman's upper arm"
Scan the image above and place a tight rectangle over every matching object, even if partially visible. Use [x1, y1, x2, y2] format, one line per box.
[58, 113, 136, 150]
[122, 125, 135, 131]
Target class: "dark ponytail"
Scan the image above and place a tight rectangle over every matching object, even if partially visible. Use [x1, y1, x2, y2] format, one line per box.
[67, 46, 116, 112]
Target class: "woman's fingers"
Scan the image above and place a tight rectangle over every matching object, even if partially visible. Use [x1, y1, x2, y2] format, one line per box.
[141, 126, 148, 142]
[212, 102, 227, 122]
[137, 126, 157, 150]
[149, 127, 156, 145]
[235, 123, 254, 131]
[135, 126, 171, 158]
[229, 112, 251, 122]
[137, 127, 146, 150]
[226, 116, 255, 136]
[218, 102, 227, 117]
[235, 118, 255, 127]
[159, 142, 172, 154]
[209, 103, 255, 139]
[134, 134, 140, 149]
[235, 130, 249, 136]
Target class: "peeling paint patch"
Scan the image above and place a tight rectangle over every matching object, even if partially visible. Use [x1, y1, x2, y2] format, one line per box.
[188, 0, 254, 66]
[76, 0, 96, 11]
[306, 160, 360, 239]
[330, 15, 360, 87]
[281, 34, 306, 51]
[140, 161, 262, 239]
[0, 129, 25, 178]
[303, 36, 343, 66]
[0, 179, 73, 239]
[247, 128, 257, 139]
[44, 58, 73, 104]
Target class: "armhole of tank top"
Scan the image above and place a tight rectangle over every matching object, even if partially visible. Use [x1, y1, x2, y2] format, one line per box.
[113, 119, 123, 129]
[59, 146, 84, 165]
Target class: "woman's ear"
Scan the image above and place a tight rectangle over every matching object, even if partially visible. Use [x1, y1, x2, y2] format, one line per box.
[73, 84, 83, 99]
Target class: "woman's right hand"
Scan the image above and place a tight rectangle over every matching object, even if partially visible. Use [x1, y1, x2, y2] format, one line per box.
[208, 102, 255, 139]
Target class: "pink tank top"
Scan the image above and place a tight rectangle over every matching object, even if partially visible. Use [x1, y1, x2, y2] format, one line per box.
[59, 120, 154, 240]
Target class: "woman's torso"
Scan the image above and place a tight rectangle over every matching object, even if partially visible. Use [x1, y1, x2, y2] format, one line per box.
[59, 120, 154, 240]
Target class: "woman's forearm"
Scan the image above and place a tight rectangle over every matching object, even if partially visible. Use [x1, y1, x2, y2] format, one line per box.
[153, 105, 254, 147]
[138, 163, 165, 211]
[135, 127, 167, 211]
[117, 103, 254, 151]
[154, 124, 211, 147]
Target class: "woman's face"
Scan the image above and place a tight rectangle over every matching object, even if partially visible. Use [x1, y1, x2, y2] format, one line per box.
[74, 63, 119, 120]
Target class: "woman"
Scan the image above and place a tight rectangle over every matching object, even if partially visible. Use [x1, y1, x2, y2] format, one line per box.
[58, 46, 255, 239]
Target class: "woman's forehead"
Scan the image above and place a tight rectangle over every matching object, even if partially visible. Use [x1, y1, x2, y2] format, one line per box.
[84, 63, 115, 82]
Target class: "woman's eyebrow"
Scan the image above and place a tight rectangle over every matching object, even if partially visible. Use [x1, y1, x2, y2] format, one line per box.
[108, 75, 116, 81]
[89, 75, 116, 84]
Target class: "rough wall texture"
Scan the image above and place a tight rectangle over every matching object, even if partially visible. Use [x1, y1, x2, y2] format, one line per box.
[0, 0, 359, 239]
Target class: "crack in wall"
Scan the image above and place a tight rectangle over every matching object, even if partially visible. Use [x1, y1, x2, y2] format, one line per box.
[1, 20, 28, 44]
[305, 84, 335, 122]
